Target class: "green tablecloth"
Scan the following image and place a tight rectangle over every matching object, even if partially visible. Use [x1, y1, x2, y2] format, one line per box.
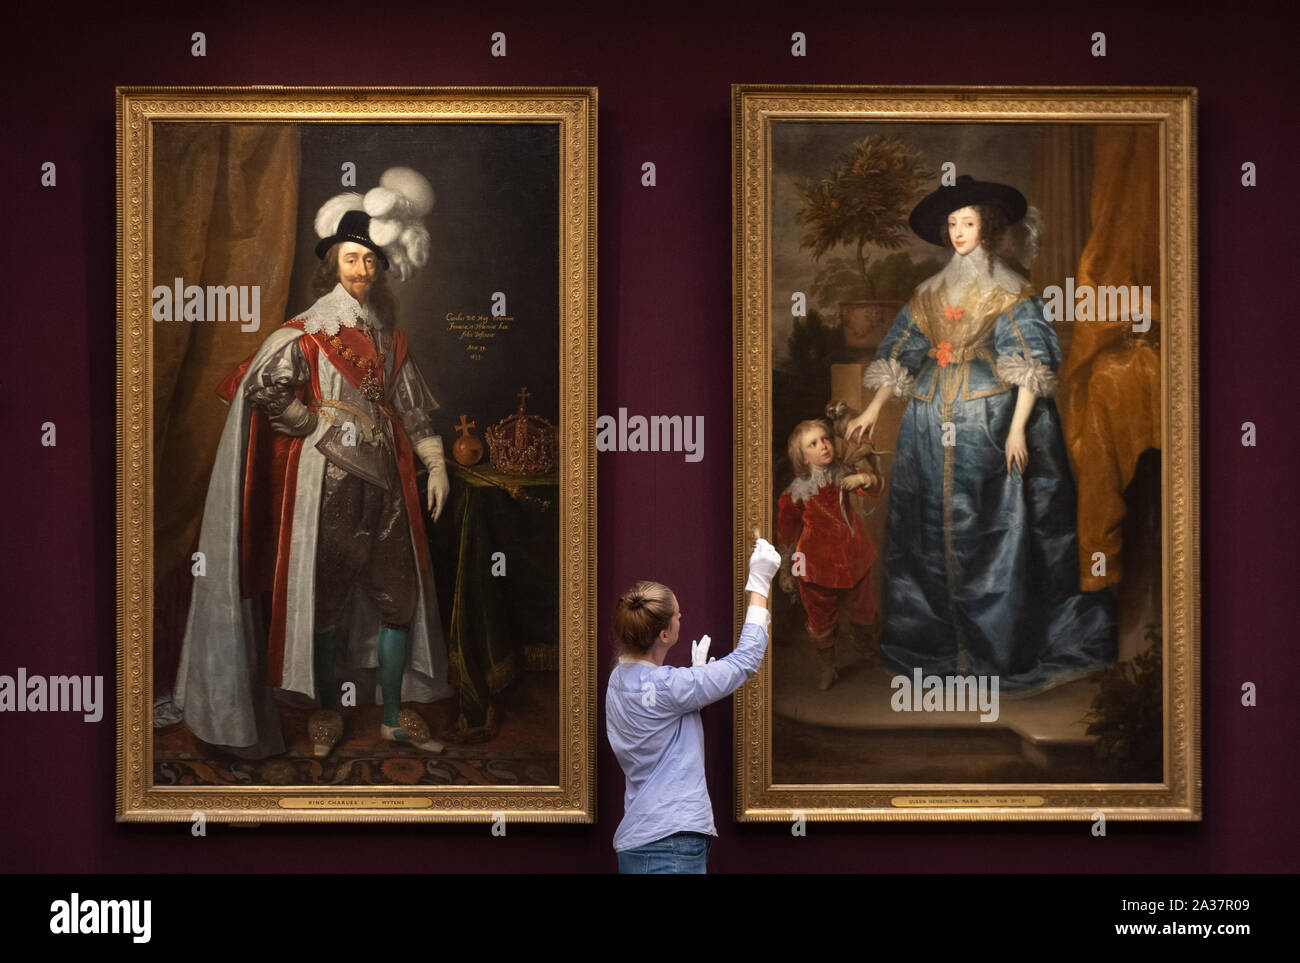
[447, 464, 558, 737]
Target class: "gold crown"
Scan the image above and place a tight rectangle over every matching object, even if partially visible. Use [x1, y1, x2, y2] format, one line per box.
[486, 386, 557, 476]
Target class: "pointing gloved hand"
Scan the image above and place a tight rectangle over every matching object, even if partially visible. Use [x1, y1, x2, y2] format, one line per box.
[745, 537, 782, 598]
[690, 634, 715, 666]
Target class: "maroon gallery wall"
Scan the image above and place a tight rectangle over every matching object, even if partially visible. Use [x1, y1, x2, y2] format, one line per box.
[2, 0, 1296, 873]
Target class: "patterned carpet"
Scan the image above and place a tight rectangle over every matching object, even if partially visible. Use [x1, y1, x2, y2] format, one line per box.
[154, 673, 559, 787]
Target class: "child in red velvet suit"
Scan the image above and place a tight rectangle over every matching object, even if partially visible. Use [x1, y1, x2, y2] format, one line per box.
[777, 419, 883, 690]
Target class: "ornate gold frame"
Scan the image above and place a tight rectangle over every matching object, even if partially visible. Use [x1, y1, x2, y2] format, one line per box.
[116, 87, 597, 823]
[732, 85, 1199, 821]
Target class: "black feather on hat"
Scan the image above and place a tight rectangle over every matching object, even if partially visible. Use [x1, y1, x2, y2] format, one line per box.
[908, 175, 1027, 247]
[314, 209, 391, 269]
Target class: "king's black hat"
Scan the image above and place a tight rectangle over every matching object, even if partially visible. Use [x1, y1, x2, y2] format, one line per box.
[908, 175, 1027, 247]
[314, 209, 390, 269]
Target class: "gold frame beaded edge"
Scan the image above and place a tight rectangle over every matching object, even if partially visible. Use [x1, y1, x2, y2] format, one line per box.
[116, 86, 598, 823]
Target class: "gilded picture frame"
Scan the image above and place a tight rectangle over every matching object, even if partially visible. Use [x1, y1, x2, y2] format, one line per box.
[117, 86, 597, 823]
[732, 85, 1198, 821]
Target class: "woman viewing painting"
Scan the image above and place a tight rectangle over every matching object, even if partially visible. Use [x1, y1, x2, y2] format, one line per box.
[846, 175, 1117, 693]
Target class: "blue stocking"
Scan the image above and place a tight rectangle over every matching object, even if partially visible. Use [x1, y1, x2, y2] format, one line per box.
[377, 625, 408, 728]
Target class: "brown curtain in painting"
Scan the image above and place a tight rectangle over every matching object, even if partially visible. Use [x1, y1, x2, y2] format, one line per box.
[1031, 124, 1093, 387]
[1031, 126, 1093, 291]
[152, 124, 301, 693]
[1058, 125, 1162, 592]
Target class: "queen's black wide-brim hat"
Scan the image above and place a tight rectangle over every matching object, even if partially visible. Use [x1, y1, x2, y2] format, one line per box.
[314, 208, 390, 269]
[908, 175, 1027, 247]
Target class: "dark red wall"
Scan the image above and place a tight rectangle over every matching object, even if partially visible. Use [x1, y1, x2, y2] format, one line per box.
[3, 0, 1296, 873]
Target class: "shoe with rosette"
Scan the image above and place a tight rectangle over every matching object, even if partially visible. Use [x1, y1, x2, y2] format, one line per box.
[381, 708, 444, 754]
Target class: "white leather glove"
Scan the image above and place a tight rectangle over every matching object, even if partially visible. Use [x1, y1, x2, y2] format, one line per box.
[415, 435, 451, 522]
[745, 537, 782, 597]
[690, 634, 715, 667]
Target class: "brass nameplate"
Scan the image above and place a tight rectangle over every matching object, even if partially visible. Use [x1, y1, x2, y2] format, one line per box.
[279, 796, 433, 810]
[891, 795, 1046, 807]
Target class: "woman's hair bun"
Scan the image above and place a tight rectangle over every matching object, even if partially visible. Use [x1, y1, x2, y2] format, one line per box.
[612, 580, 674, 656]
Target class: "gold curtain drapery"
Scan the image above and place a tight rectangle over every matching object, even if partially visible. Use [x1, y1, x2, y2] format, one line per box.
[1058, 125, 1162, 591]
[151, 124, 301, 582]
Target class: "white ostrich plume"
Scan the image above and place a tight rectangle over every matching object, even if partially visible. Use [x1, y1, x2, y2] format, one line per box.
[314, 192, 364, 241]
[314, 167, 436, 282]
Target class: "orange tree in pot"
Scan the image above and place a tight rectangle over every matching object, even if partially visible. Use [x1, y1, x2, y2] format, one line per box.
[797, 136, 932, 351]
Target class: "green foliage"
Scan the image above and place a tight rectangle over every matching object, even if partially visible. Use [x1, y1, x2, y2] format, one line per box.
[797, 135, 934, 296]
[1083, 626, 1164, 781]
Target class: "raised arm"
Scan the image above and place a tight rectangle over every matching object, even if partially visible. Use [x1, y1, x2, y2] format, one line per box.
[658, 541, 781, 715]
[659, 601, 770, 715]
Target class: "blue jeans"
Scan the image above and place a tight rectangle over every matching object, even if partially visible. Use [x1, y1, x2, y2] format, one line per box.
[617, 831, 712, 874]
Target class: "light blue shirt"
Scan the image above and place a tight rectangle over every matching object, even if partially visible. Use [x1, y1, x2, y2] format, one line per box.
[606, 607, 770, 853]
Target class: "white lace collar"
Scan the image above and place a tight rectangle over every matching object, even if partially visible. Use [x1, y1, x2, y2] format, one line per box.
[919, 245, 1026, 301]
[786, 462, 847, 503]
[299, 282, 380, 336]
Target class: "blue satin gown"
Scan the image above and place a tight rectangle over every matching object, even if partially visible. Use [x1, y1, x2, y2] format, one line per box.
[868, 278, 1117, 693]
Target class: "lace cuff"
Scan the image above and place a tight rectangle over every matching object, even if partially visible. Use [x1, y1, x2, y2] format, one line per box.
[862, 358, 915, 399]
[996, 352, 1058, 397]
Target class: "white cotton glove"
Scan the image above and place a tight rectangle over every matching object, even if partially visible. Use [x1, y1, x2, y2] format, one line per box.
[690, 634, 715, 666]
[745, 537, 782, 598]
[415, 435, 451, 522]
